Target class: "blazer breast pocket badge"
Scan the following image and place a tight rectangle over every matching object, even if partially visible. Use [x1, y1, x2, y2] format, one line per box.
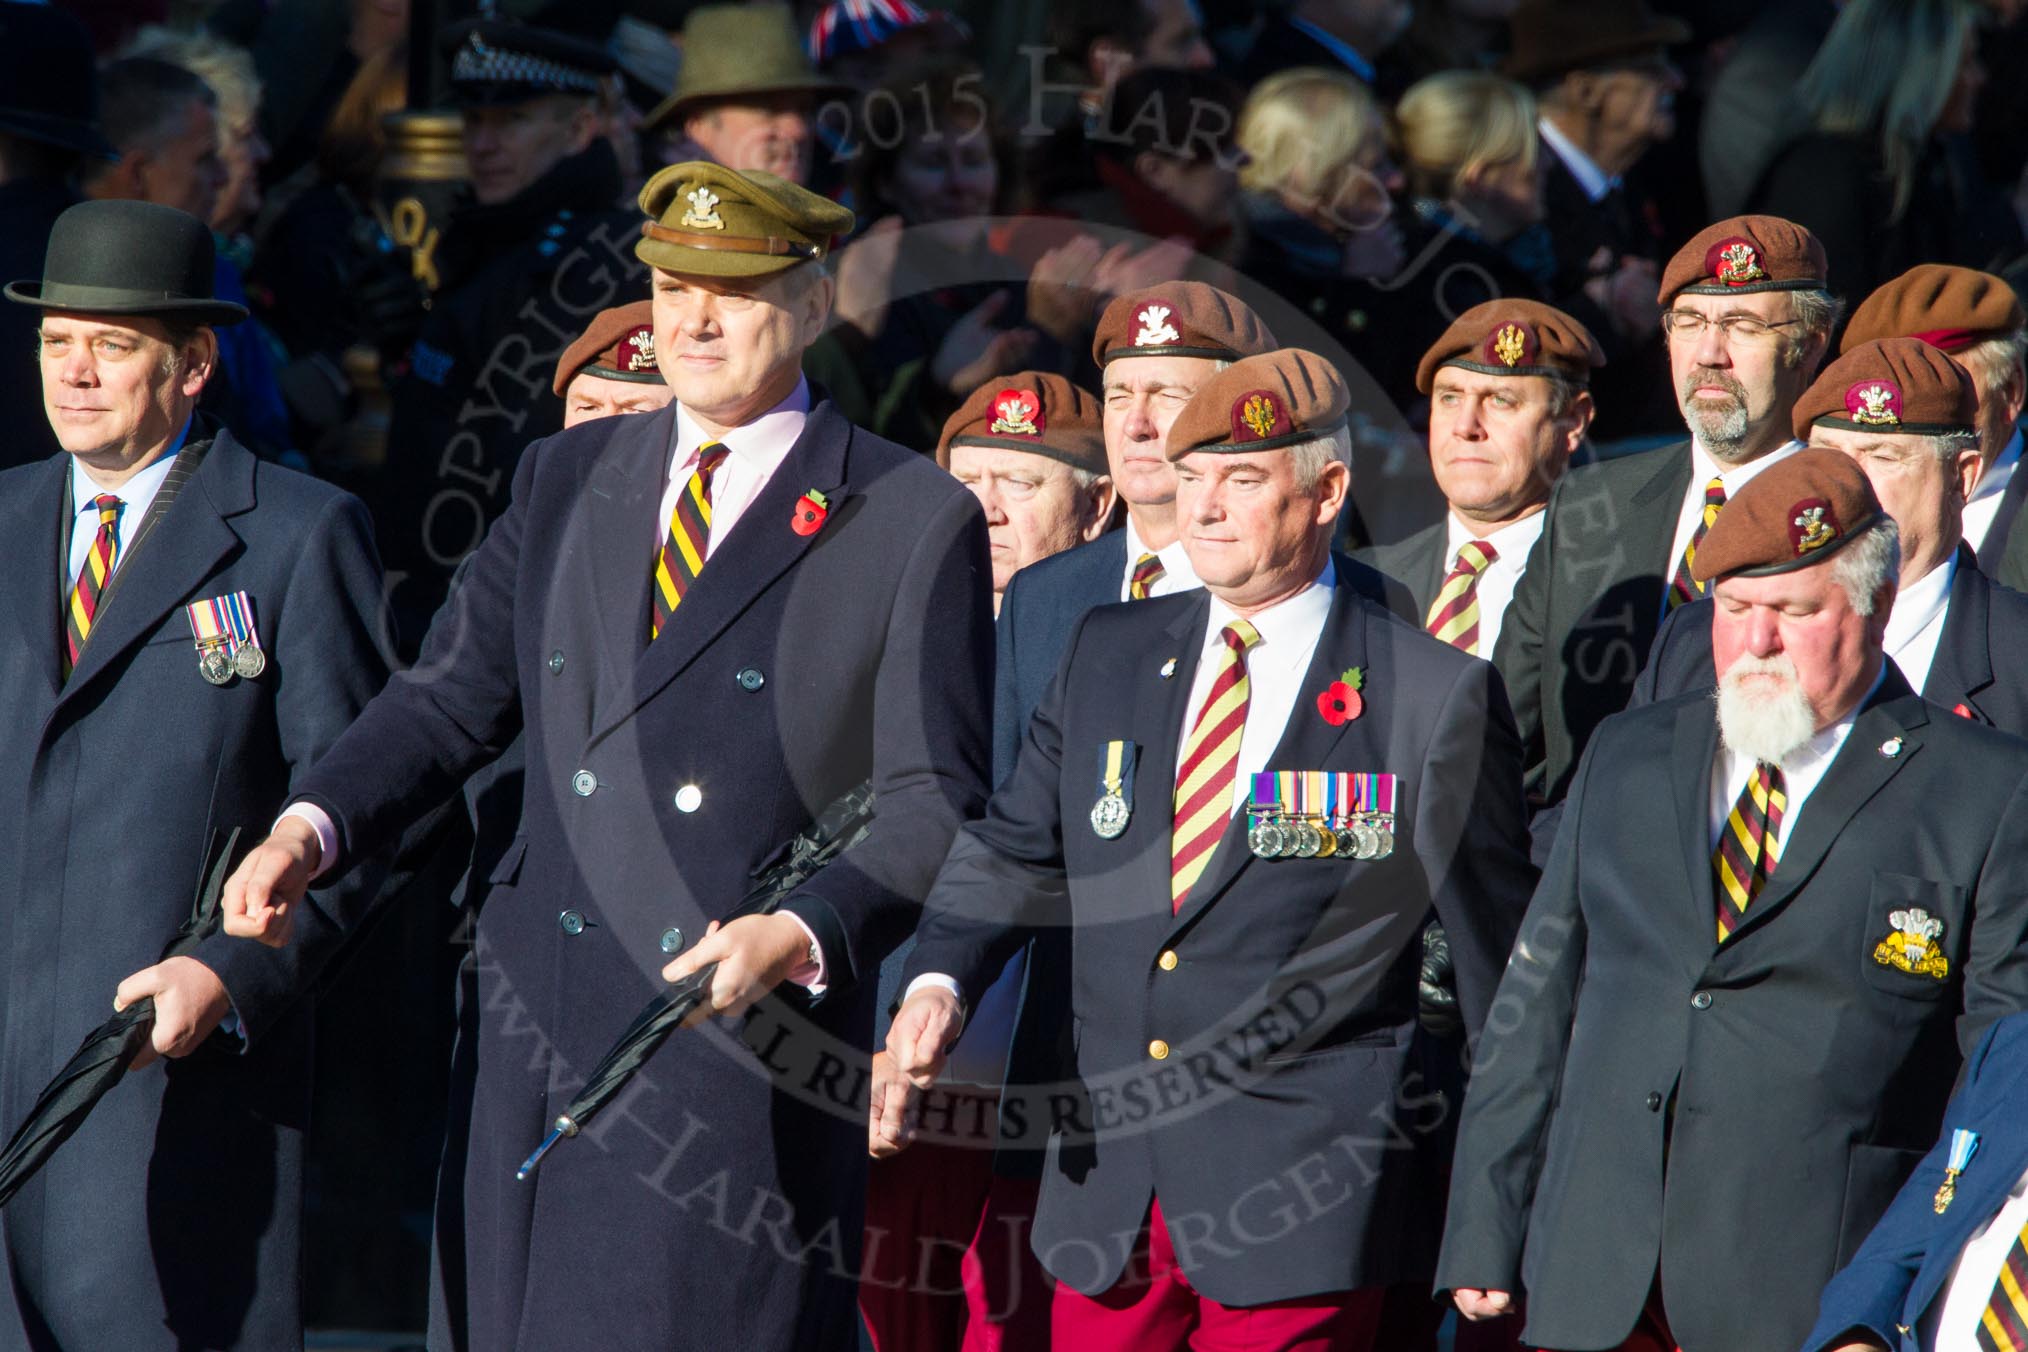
[185, 591, 265, 685]
[1090, 740, 1137, 839]
[1871, 907, 1950, 980]
[1248, 771, 1396, 860]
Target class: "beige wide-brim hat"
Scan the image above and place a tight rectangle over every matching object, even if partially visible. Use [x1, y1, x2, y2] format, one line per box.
[643, 3, 848, 133]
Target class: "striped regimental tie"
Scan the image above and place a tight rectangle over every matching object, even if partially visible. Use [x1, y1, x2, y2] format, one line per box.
[1425, 539, 1499, 655]
[62, 493, 122, 680]
[650, 443, 729, 640]
[1714, 761, 1786, 941]
[1979, 1227, 2028, 1350]
[1669, 477, 1727, 609]
[1129, 552, 1166, 601]
[1170, 619, 1261, 911]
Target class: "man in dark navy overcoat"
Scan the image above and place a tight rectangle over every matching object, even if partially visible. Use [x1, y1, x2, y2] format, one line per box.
[220, 162, 995, 1352]
[0, 200, 391, 1348]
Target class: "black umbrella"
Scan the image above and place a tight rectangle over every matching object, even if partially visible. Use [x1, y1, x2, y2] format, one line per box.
[0, 827, 242, 1208]
[517, 783, 876, 1180]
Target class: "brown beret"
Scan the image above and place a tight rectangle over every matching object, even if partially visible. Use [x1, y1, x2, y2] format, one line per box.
[1165, 350, 1349, 460]
[1657, 215, 1827, 307]
[1791, 337, 1977, 441]
[1840, 264, 2028, 355]
[1691, 447, 1884, 584]
[1414, 299, 1605, 393]
[551, 301, 660, 397]
[936, 372, 1106, 474]
[1092, 282, 1276, 367]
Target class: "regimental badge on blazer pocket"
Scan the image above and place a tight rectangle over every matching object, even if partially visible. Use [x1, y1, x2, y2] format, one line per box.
[1862, 873, 1964, 999]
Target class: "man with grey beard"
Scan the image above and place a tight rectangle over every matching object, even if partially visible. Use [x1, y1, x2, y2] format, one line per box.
[1438, 448, 2028, 1352]
[1494, 214, 1837, 806]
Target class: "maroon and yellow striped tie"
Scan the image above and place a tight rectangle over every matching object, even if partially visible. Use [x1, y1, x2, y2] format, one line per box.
[1978, 1226, 2028, 1350]
[1669, 477, 1727, 609]
[1171, 620, 1260, 911]
[62, 493, 122, 679]
[1426, 539, 1499, 654]
[1129, 552, 1166, 601]
[1714, 762, 1786, 941]
[650, 443, 728, 640]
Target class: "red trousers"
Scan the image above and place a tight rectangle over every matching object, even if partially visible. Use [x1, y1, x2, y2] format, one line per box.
[859, 1093, 1055, 1352]
[1048, 1199, 1385, 1352]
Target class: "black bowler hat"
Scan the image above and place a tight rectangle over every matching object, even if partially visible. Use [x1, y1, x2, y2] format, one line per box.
[0, 3, 117, 161]
[4, 201, 248, 326]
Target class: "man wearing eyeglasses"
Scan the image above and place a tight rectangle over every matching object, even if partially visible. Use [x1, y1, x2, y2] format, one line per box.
[1494, 214, 1838, 807]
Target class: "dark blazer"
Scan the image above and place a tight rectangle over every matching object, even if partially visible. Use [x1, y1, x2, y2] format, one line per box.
[1804, 1009, 2028, 1352]
[1629, 547, 2028, 733]
[994, 530, 1129, 787]
[0, 427, 390, 1350]
[905, 562, 1537, 1306]
[290, 398, 995, 1352]
[1355, 520, 1447, 621]
[1493, 440, 1691, 802]
[1436, 670, 2028, 1352]
[1977, 439, 2028, 579]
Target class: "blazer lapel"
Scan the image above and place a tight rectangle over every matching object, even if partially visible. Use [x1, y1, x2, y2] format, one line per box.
[1925, 546, 1993, 721]
[597, 403, 851, 740]
[579, 404, 677, 716]
[1726, 676, 1925, 942]
[0, 456, 69, 697]
[57, 434, 248, 704]
[1171, 574, 1371, 930]
[1976, 437, 2028, 574]
[1631, 439, 1695, 585]
[1672, 698, 1724, 972]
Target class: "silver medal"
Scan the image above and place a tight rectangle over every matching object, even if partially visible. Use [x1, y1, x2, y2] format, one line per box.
[1292, 822, 1321, 858]
[198, 644, 233, 686]
[232, 644, 265, 679]
[1090, 793, 1130, 839]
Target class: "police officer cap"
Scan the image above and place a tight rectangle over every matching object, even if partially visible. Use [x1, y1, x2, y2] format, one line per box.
[445, 20, 617, 106]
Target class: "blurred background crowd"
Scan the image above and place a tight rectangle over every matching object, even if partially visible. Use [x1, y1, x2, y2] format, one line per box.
[5, 0, 2027, 1340]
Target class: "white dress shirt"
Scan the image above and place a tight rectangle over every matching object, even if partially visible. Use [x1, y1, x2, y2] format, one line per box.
[1927, 1159, 2028, 1347]
[1962, 428, 2022, 556]
[654, 379, 810, 554]
[1883, 552, 1955, 695]
[65, 418, 189, 588]
[1665, 440, 1805, 604]
[1119, 515, 1200, 603]
[1441, 511, 1545, 659]
[1538, 116, 1615, 204]
[910, 563, 1338, 1012]
[1707, 664, 1884, 849]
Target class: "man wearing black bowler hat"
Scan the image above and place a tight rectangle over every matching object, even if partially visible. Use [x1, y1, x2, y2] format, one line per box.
[0, 198, 392, 1349]
[0, 2, 116, 473]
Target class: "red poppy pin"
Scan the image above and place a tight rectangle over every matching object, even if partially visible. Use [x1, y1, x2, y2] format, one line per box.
[791, 488, 830, 537]
[1954, 702, 1975, 719]
[1317, 666, 1365, 726]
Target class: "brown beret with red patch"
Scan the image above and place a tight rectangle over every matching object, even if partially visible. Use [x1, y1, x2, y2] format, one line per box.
[1690, 446, 1885, 583]
[1792, 337, 1977, 441]
[936, 371, 1106, 473]
[1840, 264, 2027, 355]
[1091, 281, 1277, 367]
[1164, 349, 1349, 460]
[551, 301, 661, 396]
[1657, 215, 1828, 307]
[1414, 299, 1605, 393]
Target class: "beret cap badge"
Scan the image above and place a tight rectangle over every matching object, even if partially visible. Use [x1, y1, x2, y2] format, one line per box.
[623, 328, 657, 371]
[1789, 498, 1840, 556]
[1711, 238, 1767, 286]
[1134, 303, 1180, 347]
[1490, 322, 1530, 368]
[1847, 381, 1902, 427]
[681, 187, 725, 230]
[1239, 392, 1281, 441]
[989, 389, 1042, 437]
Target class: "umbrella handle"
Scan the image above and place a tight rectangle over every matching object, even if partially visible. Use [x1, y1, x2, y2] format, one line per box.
[514, 1113, 580, 1181]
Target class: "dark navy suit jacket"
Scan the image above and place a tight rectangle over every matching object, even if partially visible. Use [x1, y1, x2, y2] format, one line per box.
[1805, 1010, 2028, 1351]
[993, 530, 1129, 785]
[906, 562, 1536, 1304]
